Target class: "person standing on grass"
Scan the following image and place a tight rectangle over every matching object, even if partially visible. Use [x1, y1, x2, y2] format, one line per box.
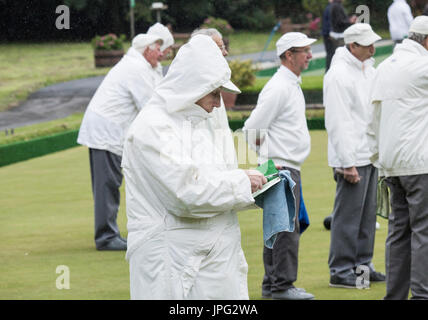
[77, 34, 163, 251]
[243, 32, 316, 300]
[367, 16, 428, 300]
[387, 0, 414, 46]
[324, 23, 385, 289]
[330, 0, 357, 56]
[121, 35, 267, 299]
[322, 0, 335, 71]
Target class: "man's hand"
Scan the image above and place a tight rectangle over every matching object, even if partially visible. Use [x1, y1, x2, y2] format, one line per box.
[343, 166, 361, 184]
[245, 170, 268, 193]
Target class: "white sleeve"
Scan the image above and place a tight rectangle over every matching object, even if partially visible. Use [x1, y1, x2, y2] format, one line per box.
[324, 74, 358, 168]
[127, 123, 254, 219]
[366, 100, 382, 168]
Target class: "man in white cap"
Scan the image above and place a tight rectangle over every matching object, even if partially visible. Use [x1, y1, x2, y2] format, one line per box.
[147, 22, 175, 76]
[387, 0, 413, 46]
[77, 34, 163, 251]
[324, 23, 385, 288]
[367, 16, 428, 300]
[243, 32, 316, 300]
[121, 34, 267, 300]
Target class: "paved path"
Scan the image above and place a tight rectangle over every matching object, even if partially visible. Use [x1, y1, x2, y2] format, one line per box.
[0, 43, 328, 131]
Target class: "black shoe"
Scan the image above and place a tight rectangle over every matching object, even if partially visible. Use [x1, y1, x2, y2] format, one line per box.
[329, 274, 359, 289]
[323, 214, 333, 230]
[370, 270, 386, 282]
[97, 237, 127, 251]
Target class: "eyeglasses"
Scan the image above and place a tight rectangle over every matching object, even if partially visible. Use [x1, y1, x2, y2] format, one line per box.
[290, 48, 312, 55]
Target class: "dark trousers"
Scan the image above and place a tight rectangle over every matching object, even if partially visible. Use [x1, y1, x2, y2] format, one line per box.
[262, 167, 301, 292]
[384, 174, 428, 300]
[328, 165, 378, 279]
[323, 35, 335, 72]
[89, 148, 123, 248]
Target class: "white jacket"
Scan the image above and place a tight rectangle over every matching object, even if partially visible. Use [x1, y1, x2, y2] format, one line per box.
[121, 35, 254, 300]
[387, 0, 413, 41]
[243, 65, 311, 170]
[77, 47, 162, 156]
[324, 47, 376, 168]
[367, 39, 428, 177]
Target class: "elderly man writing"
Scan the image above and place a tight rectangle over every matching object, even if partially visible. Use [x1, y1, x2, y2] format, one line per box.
[77, 34, 163, 251]
[367, 16, 428, 300]
[121, 35, 266, 300]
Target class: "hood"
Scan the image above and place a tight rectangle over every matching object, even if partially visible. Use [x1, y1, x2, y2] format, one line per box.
[147, 23, 174, 52]
[371, 39, 428, 102]
[152, 34, 234, 115]
[330, 46, 375, 71]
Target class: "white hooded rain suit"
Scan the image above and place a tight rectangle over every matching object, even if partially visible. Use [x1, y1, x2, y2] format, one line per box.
[121, 35, 255, 300]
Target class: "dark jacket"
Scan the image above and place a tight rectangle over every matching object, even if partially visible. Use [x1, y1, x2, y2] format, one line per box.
[330, 1, 352, 33]
[322, 3, 332, 37]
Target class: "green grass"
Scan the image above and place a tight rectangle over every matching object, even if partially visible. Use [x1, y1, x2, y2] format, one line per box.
[0, 130, 388, 299]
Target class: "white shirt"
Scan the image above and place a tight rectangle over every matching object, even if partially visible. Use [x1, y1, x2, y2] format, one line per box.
[77, 47, 162, 156]
[367, 39, 428, 177]
[243, 65, 311, 170]
[387, 0, 413, 41]
[324, 47, 376, 168]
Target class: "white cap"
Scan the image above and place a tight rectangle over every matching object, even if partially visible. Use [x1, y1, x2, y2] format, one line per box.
[132, 33, 163, 51]
[221, 81, 241, 94]
[409, 16, 428, 35]
[344, 23, 381, 46]
[147, 23, 175, 51]
[276, 32, 317, 57]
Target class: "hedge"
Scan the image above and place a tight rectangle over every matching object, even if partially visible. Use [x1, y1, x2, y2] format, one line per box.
[0, 130, 79, 167]
[237, 89, 323, 105]
[0, 119, 326, 167]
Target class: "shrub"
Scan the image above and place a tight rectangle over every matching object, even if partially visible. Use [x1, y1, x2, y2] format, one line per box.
[200, 17, 234, 36]
[91, 33, 126, 51]
[228, 59, 256, 89]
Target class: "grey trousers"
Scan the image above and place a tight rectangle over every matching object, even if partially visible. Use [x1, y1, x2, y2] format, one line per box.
[328, 164, 378, 278]
[262, 167, 301, 292]
[89, 148, 123, 248]
[384, 174, 428, 300]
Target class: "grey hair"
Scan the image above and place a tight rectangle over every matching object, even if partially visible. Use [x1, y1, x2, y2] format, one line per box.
[408, 32, 428, 46]
[191, 28, 222, 39]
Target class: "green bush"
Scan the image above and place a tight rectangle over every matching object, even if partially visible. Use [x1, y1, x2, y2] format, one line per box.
[229, 59, 256, 89]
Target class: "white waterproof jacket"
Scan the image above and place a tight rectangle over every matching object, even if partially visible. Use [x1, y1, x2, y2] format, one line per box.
[121, 35, 254, 300]
[77, 47, 162, 156]
[387, 0, 413, 41]
[324, 47, 376, 168]
[367, 39, 428, 177]
[243, 65, 311, 170]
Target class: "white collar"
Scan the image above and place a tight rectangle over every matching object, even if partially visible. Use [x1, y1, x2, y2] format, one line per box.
[279, 65, 302, 84]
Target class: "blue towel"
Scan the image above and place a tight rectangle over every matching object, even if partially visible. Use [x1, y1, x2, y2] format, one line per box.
[255, 170, 296, 249]
[299, 183, 310, 234]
